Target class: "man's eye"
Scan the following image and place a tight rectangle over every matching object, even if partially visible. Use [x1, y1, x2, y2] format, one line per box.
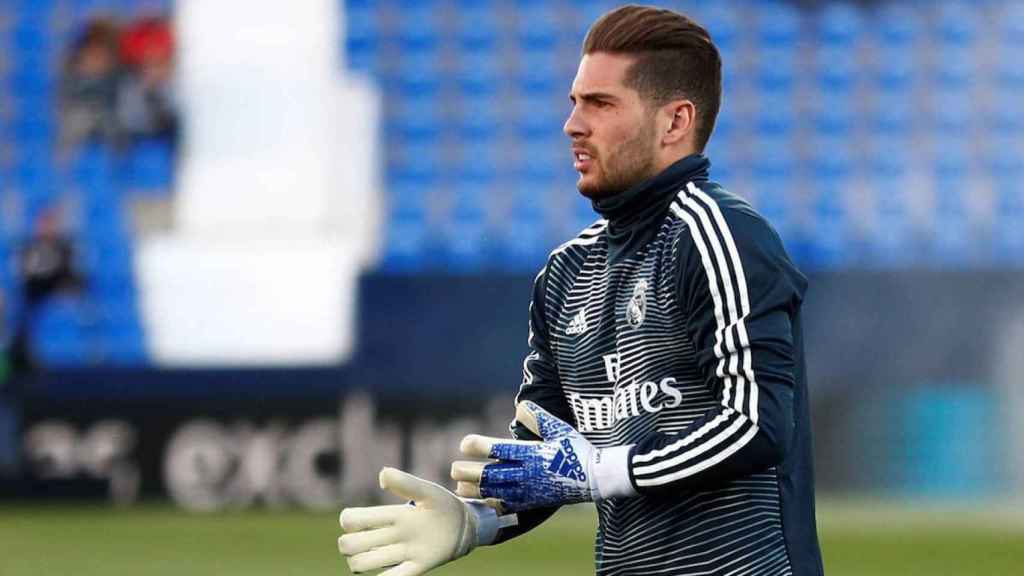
[594, 100, 611, 109]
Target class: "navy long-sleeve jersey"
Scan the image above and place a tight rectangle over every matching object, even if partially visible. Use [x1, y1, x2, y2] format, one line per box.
[499, 155, 824, 575]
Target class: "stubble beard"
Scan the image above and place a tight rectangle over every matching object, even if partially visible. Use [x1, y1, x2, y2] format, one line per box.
[577, 120, 659, 200]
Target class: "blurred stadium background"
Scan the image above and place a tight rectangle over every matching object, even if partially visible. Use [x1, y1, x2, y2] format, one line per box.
[1, 0, 1022, 574]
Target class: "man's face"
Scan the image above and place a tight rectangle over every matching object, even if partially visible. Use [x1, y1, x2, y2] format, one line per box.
[564, 52, 660, 199]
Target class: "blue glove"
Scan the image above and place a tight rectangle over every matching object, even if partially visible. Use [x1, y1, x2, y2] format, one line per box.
[450, 401, 636, 512]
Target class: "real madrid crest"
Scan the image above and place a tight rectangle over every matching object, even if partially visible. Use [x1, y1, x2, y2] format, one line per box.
[626, 279, 648, 328]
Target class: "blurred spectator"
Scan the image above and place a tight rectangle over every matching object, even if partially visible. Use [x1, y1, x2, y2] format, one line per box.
[0, 288, 9, 383]
[117, 17, 178, 143]
[11, 208, 85, 371]
[58, 18, 125, 150]
[0, 288, 17, 478]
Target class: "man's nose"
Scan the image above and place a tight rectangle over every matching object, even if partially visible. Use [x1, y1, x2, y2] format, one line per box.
[563, 106, 588, 139]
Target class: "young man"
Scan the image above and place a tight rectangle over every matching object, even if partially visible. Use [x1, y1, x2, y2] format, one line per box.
[338, 6, 824, 575]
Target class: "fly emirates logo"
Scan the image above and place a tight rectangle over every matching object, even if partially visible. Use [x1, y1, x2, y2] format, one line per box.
[567, 353, 683, 432]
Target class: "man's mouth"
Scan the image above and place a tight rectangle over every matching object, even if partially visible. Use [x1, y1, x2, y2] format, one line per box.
[573, 148, 595, 172]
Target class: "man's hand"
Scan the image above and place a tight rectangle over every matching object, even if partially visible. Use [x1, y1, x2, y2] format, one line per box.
[338, 468, 499, 575]
[450, 401, 636, 512]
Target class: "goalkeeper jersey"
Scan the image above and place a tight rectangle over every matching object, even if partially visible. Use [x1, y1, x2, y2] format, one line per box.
[505, 154, 824, 576]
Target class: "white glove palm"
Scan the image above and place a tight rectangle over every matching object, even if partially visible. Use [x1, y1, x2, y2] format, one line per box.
[338, 467, 499, 576]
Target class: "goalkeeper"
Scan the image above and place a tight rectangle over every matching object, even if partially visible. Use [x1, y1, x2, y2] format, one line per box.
[339, 5, 824, 575]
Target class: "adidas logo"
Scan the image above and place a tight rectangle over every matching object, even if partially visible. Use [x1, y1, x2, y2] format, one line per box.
[547, 438, 587, 482]
[566, 309, 588, 335]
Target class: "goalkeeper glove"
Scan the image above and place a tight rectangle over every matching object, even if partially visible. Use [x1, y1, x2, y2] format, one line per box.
[338, 467, 503, 575]
[450, 401, 637, 512]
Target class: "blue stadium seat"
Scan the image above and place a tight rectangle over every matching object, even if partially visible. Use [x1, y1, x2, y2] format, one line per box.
[756, 2, 802, 48]
[78, 232, 134, 281]
[10, 22, 53, 57]
[932, 137, 971, 181]
[806, 185, 851, 268]
[438, 202, 488, 272]
[515, 93, 563, 140]
[703, 136, 737, 182]
[393, 48, 443, 96]
[89, 268, 136, 304]
[381, 211, 429, 272]
[753, 47, 798, 93]
[753, 101, 797, 137]
[343, 0, 380, 73]
[749, 136, 796, 181]
[454, 0, 500, 51]
[499, 204, 547, 272]
[1002, 2, 1024, 44]
[872, 91, 914, 135]
[985, 138, 1024, 179]
[810, 140, 853, 185]
[387, 175, 432, 214]
[518, 48, 561, 94]
[812, 92, 854, 137]
[12, 156, 58, 201]
[995, 43, 1024, 91]
[931, 200, 971, 266]
[30, 294, 93, 366]
[394, 0, 443, 52]
[568, 0, 619, 44]
[935, 1, 979, 46]
[697, 1, 740, 52]
[817, 2, 864, 47]
[814, 46, 856, 93]
[456, 138, 501, 183]
[101, 330, 148, 365]
[68, 141, 117, 184]
[933, 46, 975, 89]
[875, 3, 922, 47]
[516, 1, 559, 50]
[873, 47, 915, 92]
[387, 93, 444, 142]
[870, 139, 910, 180]
[747, 175, 794, 244]
[125, 138, 174, 192]
[454, 48, 501, 96]
[7, 0, 55, 22]
[931, 90, 972, 135]
[992, 176, 1024, 263]
[388, 139, 443, 181]
[519, 137, 560, 186]
[6, 62, 56, 98]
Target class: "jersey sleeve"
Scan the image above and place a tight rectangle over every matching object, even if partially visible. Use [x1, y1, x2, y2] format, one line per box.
[493, 263, 572, 543]
[626, 189, 808, 495]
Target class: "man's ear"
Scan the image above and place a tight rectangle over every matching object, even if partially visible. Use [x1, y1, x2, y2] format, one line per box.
[661, 100, 696, 147]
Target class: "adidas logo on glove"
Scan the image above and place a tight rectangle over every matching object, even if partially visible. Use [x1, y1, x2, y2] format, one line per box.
[547, 438, 588, 482]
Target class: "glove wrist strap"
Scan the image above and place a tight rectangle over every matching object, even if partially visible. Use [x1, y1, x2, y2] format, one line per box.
[463, 500, 501, 547]
[591, 444, 639, 500]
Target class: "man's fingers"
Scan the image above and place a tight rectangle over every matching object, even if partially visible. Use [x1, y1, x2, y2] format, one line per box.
[346, 543, 407, 573]
[480, 462, 523, 485]
[337, 527, 401, 556]
[450, 460, 486, 483]
[516, 401, 576, 440]
[379, 560, 425, 576]
[455, 481, 481, 498]
[460, 434, 539, 460]
[379, 467, 445, 505]
[459, 434, 498, 458]
[340, 505, 408, 532]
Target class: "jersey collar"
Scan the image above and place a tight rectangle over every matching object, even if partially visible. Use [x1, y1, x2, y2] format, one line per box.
[592, 153, 711, 263]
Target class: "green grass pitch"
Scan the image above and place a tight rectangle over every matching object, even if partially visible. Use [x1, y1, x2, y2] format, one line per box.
[1, 501, 1021, 575]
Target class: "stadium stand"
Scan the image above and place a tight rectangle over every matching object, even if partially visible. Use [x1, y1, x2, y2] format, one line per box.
[1, 0, 1023, 366]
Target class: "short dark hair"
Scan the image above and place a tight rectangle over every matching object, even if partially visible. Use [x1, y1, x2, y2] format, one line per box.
[583, 5, 722, 151]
